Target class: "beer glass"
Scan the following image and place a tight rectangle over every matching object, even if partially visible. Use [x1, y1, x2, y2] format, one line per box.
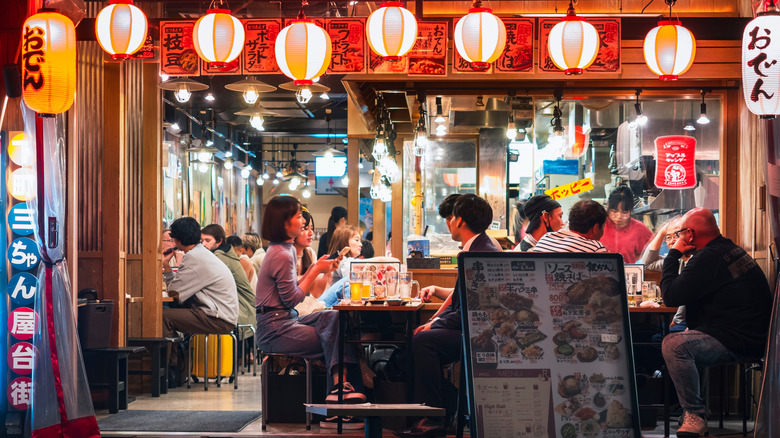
[385, 271, 399, 299]
[349, 271, 364, 304]
[399, 272, 420, 302]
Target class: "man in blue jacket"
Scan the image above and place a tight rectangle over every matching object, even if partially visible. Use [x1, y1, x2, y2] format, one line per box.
[661, 208, 771, 437]
[397, 194, 501, 438]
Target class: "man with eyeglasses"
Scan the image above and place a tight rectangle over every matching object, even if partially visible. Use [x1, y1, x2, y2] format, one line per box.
[660, 208, 771, 437]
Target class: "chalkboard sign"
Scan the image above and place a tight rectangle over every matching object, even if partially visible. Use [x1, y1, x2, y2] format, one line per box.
[458, 252, 640, 438]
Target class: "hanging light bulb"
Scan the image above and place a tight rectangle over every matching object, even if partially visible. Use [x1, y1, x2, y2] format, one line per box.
[198, 162, 209, 173]
[506, 117, 517, 140]
[273, 177, 281, 185]
[415, 125, 428, 148]
[241, 167, 251, 178]
[296, 86, 313, 104]
[372, 136, 389, 161]
[224, 159, 234, 169]
[262, 170, 270, 180]
[243, 87, 259, 104]
[697, 90, 710, 124]
[206, 140, 215, 147]
[197, 151, 212, 162]
[320, 91, 330, 100]
[290, 175, 302, 187]
[170, 122, 180, 131]
[358, 158, 364, 169]
[204, 92, 215, 101]
[249, 114, 264, 130]
[302, 187, 312, 198]
[683, 123, 696, 131]
[634, 90, 648, 125]
[174, 83, 191, 103]
[160, 72, 169, 82]
[257, 177, 264, 186]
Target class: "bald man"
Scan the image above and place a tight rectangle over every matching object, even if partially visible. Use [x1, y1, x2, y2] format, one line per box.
[660, 208, 771, 437]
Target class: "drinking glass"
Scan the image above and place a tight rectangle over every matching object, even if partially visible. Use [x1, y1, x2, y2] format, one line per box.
[399, 272, 420, 302]
[642, 281, 659, 303]
[361, 271, 374, 301]
[385, 271, 399, 299]
[349, 271, 364, 304]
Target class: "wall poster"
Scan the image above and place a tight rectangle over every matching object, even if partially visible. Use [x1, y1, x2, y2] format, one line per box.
[327, 18, 366, 73]
[408, 21, 447, 76]
[538, 18, 621, 73]
[495, 18, 535, 73]
[160, 21, 200, 76]
[242, 19, 282, 74]
[459, 252, 640, 438]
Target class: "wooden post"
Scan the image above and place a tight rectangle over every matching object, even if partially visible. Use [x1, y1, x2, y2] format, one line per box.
[103, 62, 127, 346]
[347, 137, 360, 225]
[391, 148, 404, 260]
[141, 62, 162, 337]
[373, 196, 386, 257]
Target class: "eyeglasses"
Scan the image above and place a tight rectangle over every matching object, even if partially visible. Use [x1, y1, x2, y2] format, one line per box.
[674, 228, 692, 238]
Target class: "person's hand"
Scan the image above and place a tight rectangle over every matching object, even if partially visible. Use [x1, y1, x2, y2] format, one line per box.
[314, 255, 340, 274]
[419, 286, 437, 303]
[671, 236, 695, 256]
[414, 321, 433, 335]
[162, 248, 176, 264]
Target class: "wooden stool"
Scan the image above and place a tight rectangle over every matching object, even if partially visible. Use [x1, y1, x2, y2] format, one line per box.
[127, 337, 172, 397]
[83, 346, 146, 413]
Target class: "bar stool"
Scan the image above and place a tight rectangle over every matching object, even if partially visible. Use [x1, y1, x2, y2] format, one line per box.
[186, 332, 238, 391]
[234, 324, 257, 376]
[259, 351, 313, 430]
[716, 359, 763, 436]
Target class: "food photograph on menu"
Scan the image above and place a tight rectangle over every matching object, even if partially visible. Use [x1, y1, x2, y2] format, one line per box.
[460, 253, 640, 438]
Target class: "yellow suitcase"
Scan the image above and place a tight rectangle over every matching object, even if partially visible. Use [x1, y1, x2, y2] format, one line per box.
[190, 334, 234, 378]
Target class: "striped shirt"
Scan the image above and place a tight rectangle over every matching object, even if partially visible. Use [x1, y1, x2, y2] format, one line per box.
[531, 230, 607, 254]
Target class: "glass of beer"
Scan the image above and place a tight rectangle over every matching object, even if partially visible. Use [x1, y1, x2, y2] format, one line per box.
[349, 271, 364, 304]
[399, 272, 420, 302]
[362, 271, 374, 301]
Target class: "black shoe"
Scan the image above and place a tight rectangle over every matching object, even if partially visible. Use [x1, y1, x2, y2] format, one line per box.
[394, 418, 446, 438]
[167, 369, 180, 388]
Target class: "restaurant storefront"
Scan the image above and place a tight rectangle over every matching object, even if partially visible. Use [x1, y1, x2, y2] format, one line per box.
[0, 0, 777, 436]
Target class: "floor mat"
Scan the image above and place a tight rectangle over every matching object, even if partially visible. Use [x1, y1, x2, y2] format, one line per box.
[97, 410, 261, 432]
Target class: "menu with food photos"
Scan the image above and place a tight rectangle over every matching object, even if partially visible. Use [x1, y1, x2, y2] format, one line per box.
[458, 253, 640, 438]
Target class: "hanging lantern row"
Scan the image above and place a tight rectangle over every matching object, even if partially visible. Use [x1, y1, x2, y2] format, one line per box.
[193, 6, 245, 67]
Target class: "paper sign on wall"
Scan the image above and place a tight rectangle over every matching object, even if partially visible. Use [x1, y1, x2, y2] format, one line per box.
[545, 178, 594, 200]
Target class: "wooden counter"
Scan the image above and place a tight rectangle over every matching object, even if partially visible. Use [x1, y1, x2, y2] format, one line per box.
[409, 268, 458, 290]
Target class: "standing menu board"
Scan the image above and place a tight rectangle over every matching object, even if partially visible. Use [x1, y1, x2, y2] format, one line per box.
[459, 253, 640, 438]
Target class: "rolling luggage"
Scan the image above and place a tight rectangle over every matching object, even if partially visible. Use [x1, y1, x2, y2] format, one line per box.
[190, 334, 234, 379]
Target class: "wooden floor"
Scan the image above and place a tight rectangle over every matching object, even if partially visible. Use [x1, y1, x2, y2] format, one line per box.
[96, 373, 755, 437]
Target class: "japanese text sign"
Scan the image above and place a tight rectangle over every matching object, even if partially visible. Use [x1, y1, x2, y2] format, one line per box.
[7, 237, 40, 271]
[8, 343, 34, 375]
[160, 21, 199, 76]
[327, 19, 366, 73]
[495, 18, 535, 73]
[408, 22, 447, 76]
[545, 178, 594, 200]
[8, 307, 38, 341]
[8, 377, 31, 410]
[654, 136, 697, 189]
[242, 19, 281, 74]
[7, 273, 38, 306]
[742, 15, 780, 116]
[539, 18, 621, 73]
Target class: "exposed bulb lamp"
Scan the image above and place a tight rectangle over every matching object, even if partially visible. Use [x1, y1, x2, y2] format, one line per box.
[273, 178, 280, 185]
[198, 162, 209, 173]
[243, 88, 259, 104]
[225, 77, 276, 103]
[301, 188, 311, 198]
[257, 178, 264, 186]
[175, 85, 191, 103]
[372, 136, 389, 161]
[223, 149, 231, 156]
[224, 159, 234, 169]
[197, 151, 213, 162]
[241, 167, 251, 178]
[296, 86, 313, 104]
[321, 91, 330, 100]
[697, 90, 710, 124]
[634, 90, 648, 125]
[205, 92, 215, 101]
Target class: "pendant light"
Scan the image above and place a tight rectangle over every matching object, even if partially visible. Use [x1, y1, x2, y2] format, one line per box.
[742, 1, 780, 118]
[158, 78, 208, 104]
[454, 0, 507, 69]
[225, 77, 276, 105]
[547, 1, 600, 74]
[366, 2, 417, 61]
[275, 2, 332, 101]
[21, 9, 77, 116]
[95, 0, 148, 60]
[697, 90, 710, 124]
[193, 0, 245, 67]
[643, 0, 696, 81]
[634, 90, 648, 126]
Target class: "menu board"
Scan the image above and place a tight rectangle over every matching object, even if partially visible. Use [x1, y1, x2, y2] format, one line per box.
[408, 21, 447, 76]
[327, 18, 366, 73]
[495, 18, 535, 73]
[242, 19, 281, 74]
[160, 21, 200, 76]
[459, 253, 640, 438]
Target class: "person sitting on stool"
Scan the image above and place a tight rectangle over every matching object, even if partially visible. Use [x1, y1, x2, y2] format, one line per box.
[661, 208, 771, 437]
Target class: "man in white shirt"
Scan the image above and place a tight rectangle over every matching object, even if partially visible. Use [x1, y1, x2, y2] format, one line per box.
[532, 200, 608, 253]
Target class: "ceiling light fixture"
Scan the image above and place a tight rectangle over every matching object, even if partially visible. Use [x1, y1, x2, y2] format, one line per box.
[372, 132, 389, 161]
[158, 78, 208, 104]
[634, 90, 648, 125]
[551, 89, 565, 137]
[366, 2, 418, 61]
[454, 0, 507, 69]
[273, 177, 280, 185]
[321, 91, 330, 100]
[224, 158, 234, 169]
[241, 166, 251, 179]
[223, 149, 231, 156]
[697, 90, 710, 124]
[257, 177, 264, 186]
[198, 162, 210, 173]
[193, 0, 245, 67]
[204, 92, 215, 101]
[643, 0, 696, 81]
[95, 0, 148, 60]
[225, 77, 276, 104]
[434, 96, 446, 123]
[547, 1, 600, 74]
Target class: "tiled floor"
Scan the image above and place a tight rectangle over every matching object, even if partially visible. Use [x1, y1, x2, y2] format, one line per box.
[96, 372, 755, 437]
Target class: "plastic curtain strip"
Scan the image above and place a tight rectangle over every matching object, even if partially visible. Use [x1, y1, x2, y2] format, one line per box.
[21, 104, 99, 438]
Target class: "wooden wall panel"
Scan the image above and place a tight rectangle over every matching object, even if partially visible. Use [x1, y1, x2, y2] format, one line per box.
[126, 60, 144, 255]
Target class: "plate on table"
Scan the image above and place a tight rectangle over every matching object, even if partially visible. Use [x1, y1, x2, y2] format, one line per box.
[368, 299, 385, 305]
[385, 299, 403, 306]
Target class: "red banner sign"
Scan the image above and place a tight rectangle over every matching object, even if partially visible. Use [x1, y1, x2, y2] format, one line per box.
[131, 34, 155, 60]
[654, 136, 697, 189]
[242, 19, 281, 74]
[408, 21, 447, 76]
[539, 18, 621, 73]
[160, 21, 199, 76]
[328, 19, 366, 73]
[8, 307, 37, 341]
[495, 18, 534, 73]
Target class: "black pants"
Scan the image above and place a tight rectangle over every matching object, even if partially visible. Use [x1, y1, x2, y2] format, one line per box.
[411, 327, 461, 410]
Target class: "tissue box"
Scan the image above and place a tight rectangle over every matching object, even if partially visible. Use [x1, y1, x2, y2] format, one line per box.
[407, 239, 430, 257]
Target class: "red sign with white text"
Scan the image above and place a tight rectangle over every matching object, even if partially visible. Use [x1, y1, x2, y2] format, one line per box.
[654, 136, 697, 189]
[328, 19, 366, 73]
[7, 342, 34, 375]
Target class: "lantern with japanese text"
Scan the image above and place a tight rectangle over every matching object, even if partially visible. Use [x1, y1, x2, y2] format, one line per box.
[547, 2, 599, 74]
[95, 0, 148, 60]
[193, 7, 245, 68]
[453, 1, 506, 69]
[742, 6, 780, 118]
[366, 2, 417, 61]
[643, 20, 696, 80]
[275, 20, 332, 85]
[21, 10, 76, 116]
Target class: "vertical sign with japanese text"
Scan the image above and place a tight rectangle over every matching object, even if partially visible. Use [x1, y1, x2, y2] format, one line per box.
[741, 15, 780, 116]
[495, 18, 535, 73]
[160, 21, 200, 76]
[242, 19, 281, 74]
[327, 19, 366, 73]
[539, 18, 621, 73]
[408, 21, 447, 76]
[654, 136, 697, 189]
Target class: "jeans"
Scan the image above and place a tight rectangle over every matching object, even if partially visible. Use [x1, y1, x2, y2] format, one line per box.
[662, 329, 744, 416]
[318, 277, 348, 307]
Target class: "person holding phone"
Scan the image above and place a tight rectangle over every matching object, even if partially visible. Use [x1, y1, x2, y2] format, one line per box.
[255, 196, 366, 429]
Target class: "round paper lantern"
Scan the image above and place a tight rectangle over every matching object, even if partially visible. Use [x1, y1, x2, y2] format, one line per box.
[547, 7, 599, 74]
[366, 2, 417, 61]
[95, 0, 148, 60]
[21, 10, 76, 116]
[643, 20, 696, 80]
[742, 9, 780, 117]
[193, 8, 245, 68]
[453, 6, 507, 69]
[275, 20, 332, 85]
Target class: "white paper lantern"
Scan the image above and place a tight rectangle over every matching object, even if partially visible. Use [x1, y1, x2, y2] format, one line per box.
[454, 6, 507, 69]
[366, 2, 417, 60]
[742, 10, 780, 117]
[547, 6, 599, 75]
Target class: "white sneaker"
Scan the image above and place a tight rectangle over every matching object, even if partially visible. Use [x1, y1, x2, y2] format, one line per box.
[677, 411, 708, 437]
